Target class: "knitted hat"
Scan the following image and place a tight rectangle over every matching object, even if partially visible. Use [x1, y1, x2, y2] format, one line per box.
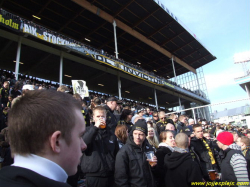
[132, 119, 148, 135]
[217, 131, 234, 145]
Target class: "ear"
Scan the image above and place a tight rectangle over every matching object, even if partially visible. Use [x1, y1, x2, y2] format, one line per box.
[49, 131, 62, 153]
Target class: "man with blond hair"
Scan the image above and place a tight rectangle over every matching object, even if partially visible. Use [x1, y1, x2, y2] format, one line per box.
[81, 106, 119, 187]
[0, 90, 87, 187]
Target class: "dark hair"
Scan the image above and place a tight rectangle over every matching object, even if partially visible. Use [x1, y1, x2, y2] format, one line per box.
[8, 90, 81, 155]
[193, 124, 202, 131]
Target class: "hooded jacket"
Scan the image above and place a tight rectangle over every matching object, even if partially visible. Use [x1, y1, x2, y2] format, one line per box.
[114, 132, 156, 187]
[164, 151, 203, 187]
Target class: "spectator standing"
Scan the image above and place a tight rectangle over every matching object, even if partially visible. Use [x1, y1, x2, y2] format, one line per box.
[155, 131, 175, 187]
[164, 133, 203, 187]
[191, 124, 219, 181]
[104, 97, 120, 133]
[118, 109, 133, 133]
[115, 119, 157, 187]
[217, 132, 250, 186]
[156, 111, 168, 135]
[0, 81, 9, 108]
[0, 90, 87, 187]
[176, 115, 188, 133]
[81, 106, 119, 187]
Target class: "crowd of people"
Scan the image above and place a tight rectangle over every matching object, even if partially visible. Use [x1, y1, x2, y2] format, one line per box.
[0, 75, 250, 187]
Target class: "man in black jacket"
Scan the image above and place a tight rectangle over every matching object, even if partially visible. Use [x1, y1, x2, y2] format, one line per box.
[104, 97, 121, 134]
[164, 133, 203, 187]
[0, 90, 87, 187]
[81, 106, 119, 187]
[190, 124, 219, 181]
[176, 115, 188, 133]
[115, 119, 157, 187]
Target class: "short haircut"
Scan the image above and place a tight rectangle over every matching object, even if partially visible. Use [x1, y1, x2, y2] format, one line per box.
[175, 133, 188, 149]
[159, 130, 173, 142]
[165, 123, 174, 130]
[240, 136, 250, 146]
[92, 106, 107, 115]
[115, 125, 128, 144]
[193, 124, 202, 131]
[8, 90, 81, 155]
[158, 111, 165, 118]
[57, 85, 69, 92]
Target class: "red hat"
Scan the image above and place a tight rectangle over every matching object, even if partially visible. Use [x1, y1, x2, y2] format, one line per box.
[217, 132, 234, 146]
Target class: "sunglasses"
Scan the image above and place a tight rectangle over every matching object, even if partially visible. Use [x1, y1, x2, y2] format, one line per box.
[153, 116, 158, 117]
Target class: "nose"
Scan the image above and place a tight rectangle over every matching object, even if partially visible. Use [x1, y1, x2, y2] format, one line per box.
[81, 139, 87, 151]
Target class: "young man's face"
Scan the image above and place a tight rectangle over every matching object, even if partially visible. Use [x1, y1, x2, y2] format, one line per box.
[4, 83, 9, 89]
[194, 127, 203, 139]
[60, 109, 87, 176]
[93, 110, 106, 122]
[133, 130, 146, 147]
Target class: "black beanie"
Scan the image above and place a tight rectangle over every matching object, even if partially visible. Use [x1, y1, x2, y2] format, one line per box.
[132, 119, 148, 135]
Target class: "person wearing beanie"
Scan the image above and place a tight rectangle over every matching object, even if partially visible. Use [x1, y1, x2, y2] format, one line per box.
[115, 119, 157, 187]
[217, 132, 250, 185]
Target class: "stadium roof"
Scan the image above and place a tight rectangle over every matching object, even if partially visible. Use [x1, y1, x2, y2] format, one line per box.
[0, 0, 215, 107]
[0, 0, 216, 78]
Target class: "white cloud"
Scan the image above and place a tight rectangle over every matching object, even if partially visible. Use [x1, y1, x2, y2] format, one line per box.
[205, 65, 242, 91]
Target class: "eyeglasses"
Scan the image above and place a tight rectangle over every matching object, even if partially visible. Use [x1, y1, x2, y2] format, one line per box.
[160, 117, 166, 120]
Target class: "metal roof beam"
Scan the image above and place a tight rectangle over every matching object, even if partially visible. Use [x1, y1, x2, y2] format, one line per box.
[72, 0, 196, 73]
[114, 0, 134, 17]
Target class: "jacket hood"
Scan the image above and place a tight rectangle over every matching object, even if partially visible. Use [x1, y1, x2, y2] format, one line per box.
[164, 152, 191, 169]
[127, 132, 147, 150]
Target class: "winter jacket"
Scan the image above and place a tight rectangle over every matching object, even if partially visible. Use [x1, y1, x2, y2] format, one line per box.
[114, 133, 156, 187]
[164, 151, 203, 187]
[176, 122, 185, 133]
[190, 136, 219, 181]
[155, 144, 173, 187]
[81, 125, 119, 177]
[0, 166, 70, 187]
[156, 120, 168, 135]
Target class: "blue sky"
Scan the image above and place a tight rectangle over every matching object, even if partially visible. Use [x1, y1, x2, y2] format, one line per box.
[162, 0, 250, 112]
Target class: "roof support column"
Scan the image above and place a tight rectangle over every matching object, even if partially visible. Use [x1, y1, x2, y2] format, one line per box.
[154, 87, 158, 111]
[113, 20, 118, 59]
[171, 56, 177, 84]
[192, 108, 197, 124]
[15, 36, 22, 80]
[59, 51, 63, 86]
[195, 71, 201, 95]
[118, 72, 122, 100]
[172, 56, 182, 111]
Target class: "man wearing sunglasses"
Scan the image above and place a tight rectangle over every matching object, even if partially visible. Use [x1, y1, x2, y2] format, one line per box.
[156, 111, 168, 135]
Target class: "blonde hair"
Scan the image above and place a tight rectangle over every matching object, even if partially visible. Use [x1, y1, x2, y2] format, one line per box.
[147, 127, 159, 148]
